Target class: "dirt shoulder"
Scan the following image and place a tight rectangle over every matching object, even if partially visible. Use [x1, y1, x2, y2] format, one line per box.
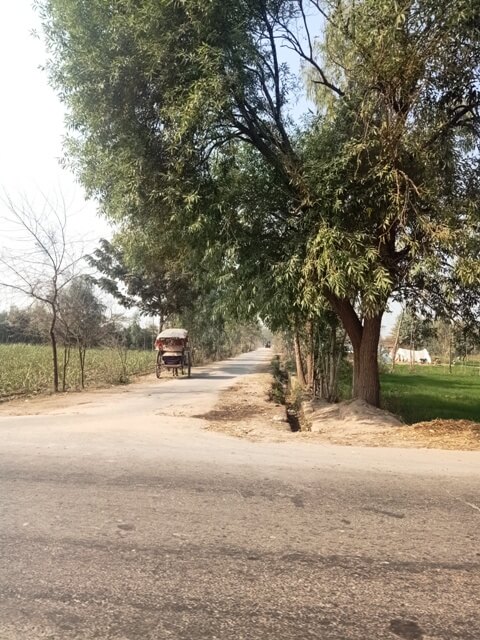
[202, 372, 294, 442]
[204, 371, 480, 451]
[0, 372, 164, 416]
[3, 358, 479, 451]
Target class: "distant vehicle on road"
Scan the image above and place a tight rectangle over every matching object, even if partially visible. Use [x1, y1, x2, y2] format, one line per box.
[155, 328, 191, 378]
[264, 341, 271, 348]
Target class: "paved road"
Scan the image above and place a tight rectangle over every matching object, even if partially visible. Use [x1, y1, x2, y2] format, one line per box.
[1, 349, 479, 640]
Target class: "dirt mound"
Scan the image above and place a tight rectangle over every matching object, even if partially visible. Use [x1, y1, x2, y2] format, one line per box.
[305, 398, 402, 435]
[303, 401, 480, 449]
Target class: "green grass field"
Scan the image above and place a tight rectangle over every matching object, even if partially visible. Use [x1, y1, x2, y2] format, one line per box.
[0, 344, 156, 400]
[381, 365, 480, 424]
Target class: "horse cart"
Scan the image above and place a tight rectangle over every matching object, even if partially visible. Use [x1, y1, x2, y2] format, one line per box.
[154, 328, 191, 378]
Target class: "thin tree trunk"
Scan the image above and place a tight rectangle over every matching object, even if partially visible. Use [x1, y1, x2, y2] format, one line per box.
[50, 309, 59, 393]
[352, 349, 360, 398]
[293, 329, 306, 387]
[327, 325, 341, 402]
[331, 329, 347, 400]
[321, 343, 327, 399]
[305, 320, 315, 390]
[79, 345, 87, 389]
[449, 327, 453, 374]
[62, 345, 71, 392]
[316, 337, 326, 399]
[409, 323, 415, 370]
[390, 308, 404, 372]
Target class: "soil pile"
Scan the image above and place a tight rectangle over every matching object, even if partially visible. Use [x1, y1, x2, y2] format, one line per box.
[305, 398, 402, 435]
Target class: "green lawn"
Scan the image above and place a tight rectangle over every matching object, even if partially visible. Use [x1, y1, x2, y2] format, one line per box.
[381, 365, 480, 424]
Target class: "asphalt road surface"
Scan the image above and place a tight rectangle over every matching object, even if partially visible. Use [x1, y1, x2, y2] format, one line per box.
[1, 349, 479, 640]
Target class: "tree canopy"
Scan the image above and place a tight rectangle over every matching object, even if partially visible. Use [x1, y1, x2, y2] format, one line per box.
[88, 238, 197, 320]
[39, 0, 480, 405]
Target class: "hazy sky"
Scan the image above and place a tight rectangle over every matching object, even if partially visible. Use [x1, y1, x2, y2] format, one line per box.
[0, 1, 111, 308]
[0, 2, 111, 237]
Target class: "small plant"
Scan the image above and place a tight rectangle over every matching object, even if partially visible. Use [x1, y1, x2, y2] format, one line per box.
[289, 382, 304, 412]
[269, 356, 288, 404]
[269, 380, 285, 405]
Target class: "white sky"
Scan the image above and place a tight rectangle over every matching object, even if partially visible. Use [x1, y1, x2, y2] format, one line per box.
[0, 3, 111, 236]
[0, 1, 398, 333]
[0, 1, 112, 309]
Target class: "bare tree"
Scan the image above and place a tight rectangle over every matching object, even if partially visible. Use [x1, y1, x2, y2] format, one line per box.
[57, 277, 107, 389]
[0, 192, 83, 392]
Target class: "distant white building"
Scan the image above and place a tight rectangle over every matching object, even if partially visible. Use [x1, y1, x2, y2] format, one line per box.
[392, 348, 431, 364]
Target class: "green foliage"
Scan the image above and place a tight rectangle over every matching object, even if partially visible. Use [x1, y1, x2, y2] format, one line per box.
[88, 236, 263, 361]
[288, 381, 304, 413]
[58, 276, 107, 347]
[452, 325, 480, 361]
[392, 310, 436, 349]
[0, 306, 49, 344]
[337, 361, 354, 402]
[170, 290, 263, 363]
[123, 317, 156, 350]
[39, 0, 480, 297]
[269, 356, 288, 405]
[38, 0, 480, 405]
[88, 238, 197, 319]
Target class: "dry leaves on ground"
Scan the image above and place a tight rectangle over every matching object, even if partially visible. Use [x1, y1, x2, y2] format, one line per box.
[405, 419, 480, 449]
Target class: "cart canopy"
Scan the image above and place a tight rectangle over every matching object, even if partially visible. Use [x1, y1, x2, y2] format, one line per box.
[156, 328, 188, 340]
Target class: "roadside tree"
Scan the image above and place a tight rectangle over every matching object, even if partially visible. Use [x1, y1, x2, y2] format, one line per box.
[391, 311, 436, 352]
[0, 306, 48, 344]
[58, 276, 107, 388]
[88, 238, 196, 328]
[40, 0, 480, 405]
[0, 193, 83, 392]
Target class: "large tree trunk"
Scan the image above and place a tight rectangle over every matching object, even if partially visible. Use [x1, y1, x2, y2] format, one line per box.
[293, 329, 306, 387]
[354, 315, 382, 406]
[325, 293, 383, 407]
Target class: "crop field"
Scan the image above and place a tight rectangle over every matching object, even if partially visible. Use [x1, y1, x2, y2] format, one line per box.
[0, 344, 155, 400]
[381, 364, 480, 424]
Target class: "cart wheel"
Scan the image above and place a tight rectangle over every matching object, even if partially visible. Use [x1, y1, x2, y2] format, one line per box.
[155, 353, 162, 379]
